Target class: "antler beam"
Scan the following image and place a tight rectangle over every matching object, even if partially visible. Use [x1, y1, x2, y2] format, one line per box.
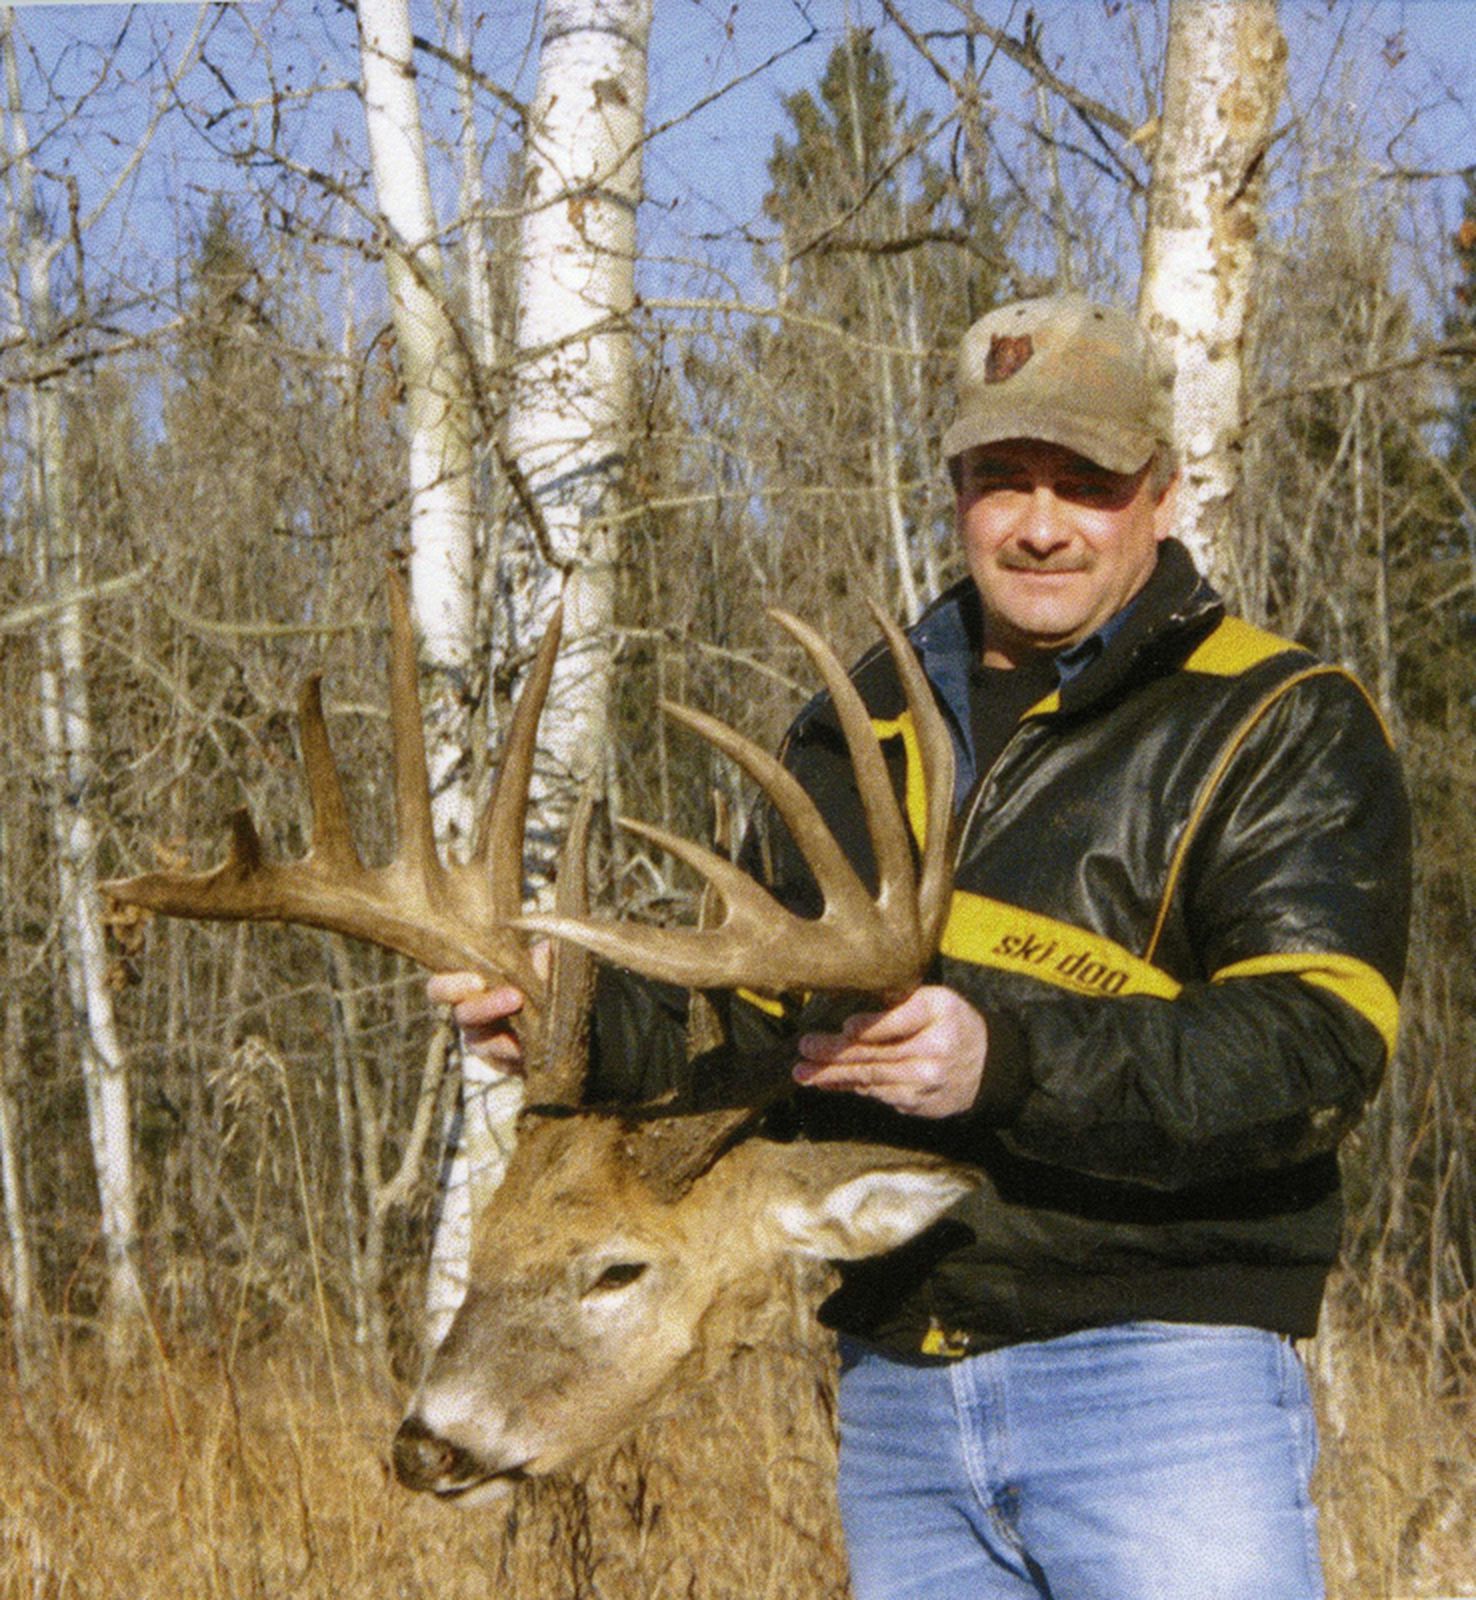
[105, 571, 556, 1031]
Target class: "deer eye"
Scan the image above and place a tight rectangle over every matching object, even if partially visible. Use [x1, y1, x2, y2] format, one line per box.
[586, 1262, 648, 1296]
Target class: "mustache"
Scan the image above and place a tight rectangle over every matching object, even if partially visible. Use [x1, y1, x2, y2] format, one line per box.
[997, 550, 1091, 574]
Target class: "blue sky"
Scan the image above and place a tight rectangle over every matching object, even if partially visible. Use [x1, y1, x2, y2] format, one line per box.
[4, 2, 1474, 342]
[644, 1, 1476, 282]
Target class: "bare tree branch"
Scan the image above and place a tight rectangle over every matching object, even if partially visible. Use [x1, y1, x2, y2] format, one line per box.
[0, 571, 153, 637]
[940, 0, 1148, 193]
[1252, 337, 1476, 414]
[333, 0, 528, 125]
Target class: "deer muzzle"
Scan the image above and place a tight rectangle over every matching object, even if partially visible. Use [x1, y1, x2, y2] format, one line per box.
[392, 1413, 529, 1498]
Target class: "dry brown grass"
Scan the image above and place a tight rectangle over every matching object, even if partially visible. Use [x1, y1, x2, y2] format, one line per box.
[0, 1313, 848, 1600]
[1311, 1288, 1476, 1600]
[2, 1301, 1471, 1600]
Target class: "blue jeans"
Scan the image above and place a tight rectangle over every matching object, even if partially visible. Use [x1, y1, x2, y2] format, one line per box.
[836, 1322, 1324, 1600]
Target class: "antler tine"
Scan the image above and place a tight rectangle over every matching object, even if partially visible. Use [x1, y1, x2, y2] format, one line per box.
[520, 609, 955, 1005]
[527, 782, 597, 1108]
[472, 602, 563, 923]
[385, 568, 442, 894]
[104, 568, 548, 1017]
[865, 600, 956, 959]
[298, 674, 360, 871]
[767, 607, 918, 923]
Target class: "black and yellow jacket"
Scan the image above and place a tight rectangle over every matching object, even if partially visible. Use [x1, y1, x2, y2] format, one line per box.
[702, 539, 1410, 1358]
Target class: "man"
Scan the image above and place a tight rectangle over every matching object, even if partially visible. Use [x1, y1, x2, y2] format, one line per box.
[436, 295, 1410, 1599]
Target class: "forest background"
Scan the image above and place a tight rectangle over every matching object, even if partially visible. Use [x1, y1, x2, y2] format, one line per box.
[2, 1, 1475, 1596]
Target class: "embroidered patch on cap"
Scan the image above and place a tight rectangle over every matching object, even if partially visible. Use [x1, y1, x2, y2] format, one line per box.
[985, 332, 1034, 383]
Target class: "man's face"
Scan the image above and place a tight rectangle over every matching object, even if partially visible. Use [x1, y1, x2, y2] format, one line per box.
[955, 438, 1177, 668]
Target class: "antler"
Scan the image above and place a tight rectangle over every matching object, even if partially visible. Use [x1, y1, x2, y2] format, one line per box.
[105, 570, 558, 1043]
[520, 603, 955, 1006]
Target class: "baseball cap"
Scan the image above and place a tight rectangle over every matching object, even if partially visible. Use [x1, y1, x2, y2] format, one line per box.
[943, 294, 1175, 474]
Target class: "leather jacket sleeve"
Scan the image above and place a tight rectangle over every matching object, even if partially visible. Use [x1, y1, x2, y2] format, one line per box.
[964, 669, 1410, 1190]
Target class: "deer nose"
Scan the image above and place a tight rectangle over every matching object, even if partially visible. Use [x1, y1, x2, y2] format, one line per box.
[393, 1413, 481, 1492]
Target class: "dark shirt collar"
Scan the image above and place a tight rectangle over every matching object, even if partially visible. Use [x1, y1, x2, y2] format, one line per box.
[1053, 585, 1144, 684]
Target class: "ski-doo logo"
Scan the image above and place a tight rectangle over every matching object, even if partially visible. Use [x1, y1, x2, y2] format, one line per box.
[991, 930, 1130, 996]
[940, 892, 1184, 1003]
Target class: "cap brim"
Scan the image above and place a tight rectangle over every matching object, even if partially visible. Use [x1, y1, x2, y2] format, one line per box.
[943, 407, 1158, 477]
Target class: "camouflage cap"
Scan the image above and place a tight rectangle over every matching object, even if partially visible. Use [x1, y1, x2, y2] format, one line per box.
[943, 294, 1175, 475]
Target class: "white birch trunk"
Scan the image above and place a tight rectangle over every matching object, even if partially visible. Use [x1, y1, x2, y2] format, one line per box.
[357, 0, 505, 1346]
[357, 0, 478, 845]
[502, 0, 651, 845]
[448, 0, 498, 376]
[4, 16, 146, 1353]
[421, 0, 652, 1349]
[1138, 0, 1286, 585]
[30, 391, 149, 1354]
[419, 0, 541, 1351]
[422, 1056, 523, 1348]
[0, 1051, 43, 1385]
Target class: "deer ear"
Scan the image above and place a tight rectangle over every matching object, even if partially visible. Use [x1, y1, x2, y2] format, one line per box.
[756, 1142, 978, 1262]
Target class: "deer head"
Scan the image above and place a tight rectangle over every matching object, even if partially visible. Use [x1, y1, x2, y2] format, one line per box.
[394, 1117, 972, 1500]
[104, 573, 975, 1502]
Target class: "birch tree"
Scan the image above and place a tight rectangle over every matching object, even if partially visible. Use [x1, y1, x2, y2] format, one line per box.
[416, 0, 653, 1346]
[356, 0, 479, 840]
[2, 13, 149, 1351]
[355, 0, 499, 1346]
[500, 0, 652, 839]
[1138, 0, 1287, 581]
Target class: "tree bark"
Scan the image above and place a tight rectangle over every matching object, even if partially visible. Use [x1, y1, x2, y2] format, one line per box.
[4, 14, 147, 1355]
[501, 0, 651, 848]
[1138, 0, 1286, 583]
[357, 0, 479, 846]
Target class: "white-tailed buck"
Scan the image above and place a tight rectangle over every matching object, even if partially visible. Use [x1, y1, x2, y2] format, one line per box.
[106, 573, 977, 1503]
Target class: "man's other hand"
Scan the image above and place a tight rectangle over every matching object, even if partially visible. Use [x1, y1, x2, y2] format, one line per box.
[793, 985, 988, 1118]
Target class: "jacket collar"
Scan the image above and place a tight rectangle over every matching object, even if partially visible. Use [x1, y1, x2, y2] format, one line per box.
[1052, 539, 1222, 714]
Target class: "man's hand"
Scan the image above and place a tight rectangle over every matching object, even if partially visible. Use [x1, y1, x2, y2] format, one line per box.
[427, 944, 552, 1071]
[792, 985, 988, 1118]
